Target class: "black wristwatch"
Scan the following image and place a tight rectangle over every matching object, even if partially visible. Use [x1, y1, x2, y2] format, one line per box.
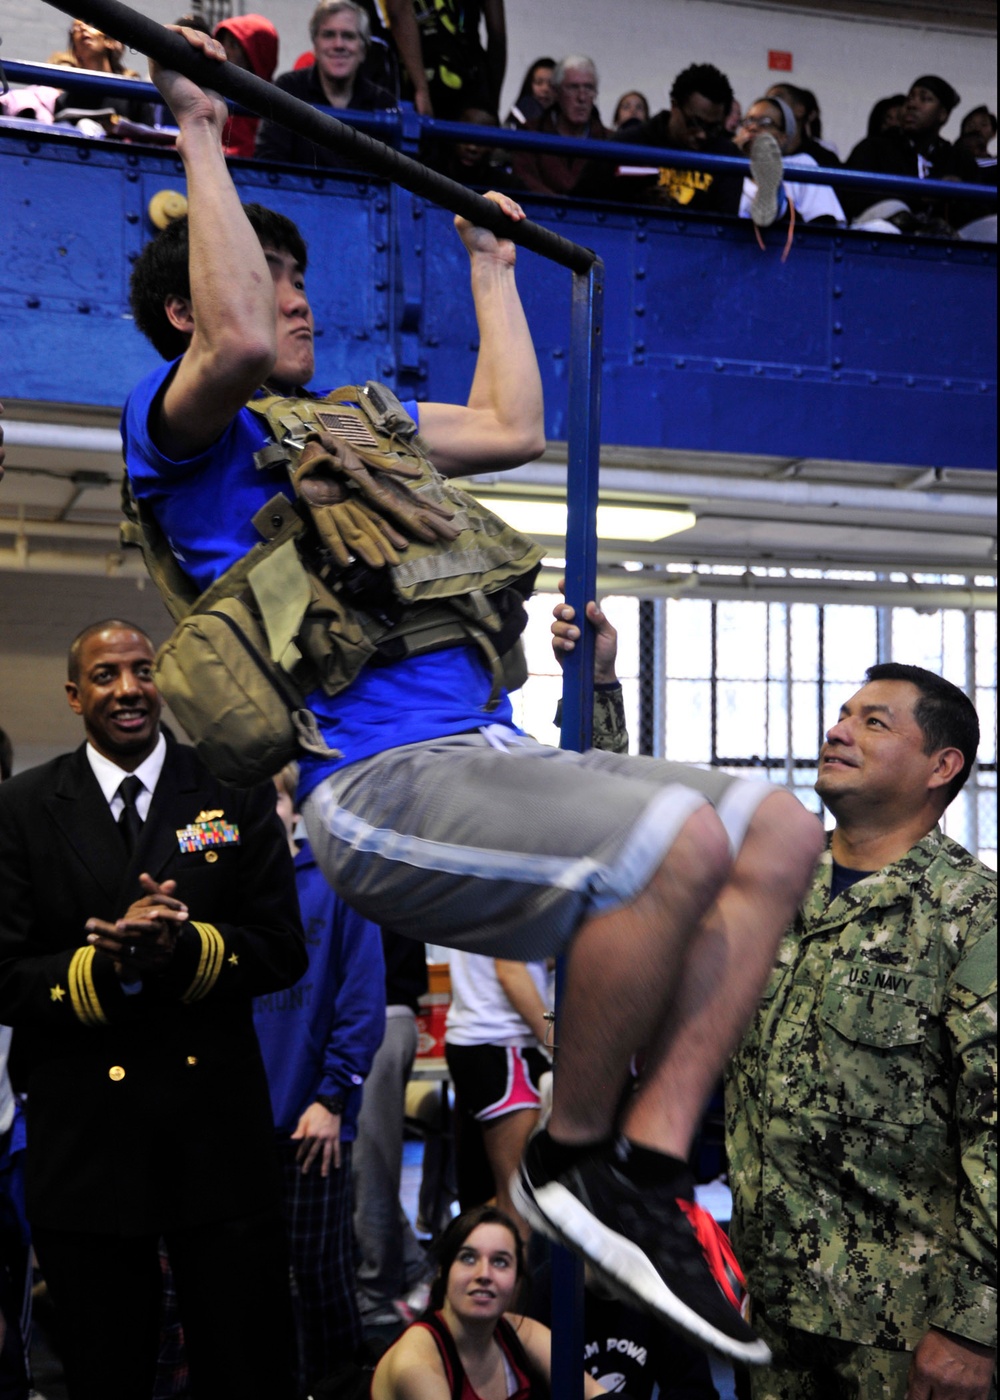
[315, 1093, 345, 1116]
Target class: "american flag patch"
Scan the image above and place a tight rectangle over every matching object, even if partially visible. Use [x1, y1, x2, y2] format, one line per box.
[315, 410, 378, 447]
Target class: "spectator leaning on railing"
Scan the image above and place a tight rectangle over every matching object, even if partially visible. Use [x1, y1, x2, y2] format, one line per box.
[611, 62, 743, 215]
[845, 75, 982, 229]
[509, 55, 610, 199]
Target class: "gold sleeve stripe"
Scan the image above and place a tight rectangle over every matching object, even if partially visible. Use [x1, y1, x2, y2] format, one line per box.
[68, 946, 108, 1027]
[182, 922, 225, 1003]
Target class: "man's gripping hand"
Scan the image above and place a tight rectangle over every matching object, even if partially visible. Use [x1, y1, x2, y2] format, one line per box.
[551, 580, 620, 686]
[455, 191, 526, 268]
[149, 25, 228, 133]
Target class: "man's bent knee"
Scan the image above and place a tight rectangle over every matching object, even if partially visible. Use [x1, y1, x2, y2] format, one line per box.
[741, 787, 825, 882]
[645, 801, 733, 919]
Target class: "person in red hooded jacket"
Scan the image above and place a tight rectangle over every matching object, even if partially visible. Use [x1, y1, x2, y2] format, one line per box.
[213, 13, 279, 158]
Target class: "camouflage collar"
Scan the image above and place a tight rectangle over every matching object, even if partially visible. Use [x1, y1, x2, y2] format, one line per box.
[800, 826, 947, 929]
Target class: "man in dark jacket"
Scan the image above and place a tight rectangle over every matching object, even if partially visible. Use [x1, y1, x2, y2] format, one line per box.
[510, 54, 610, 199]
[612, 63, 743, 215]
[0, 620, 307, 1400]
[845, 74, 980, 225]
[255, 0, 395, 168]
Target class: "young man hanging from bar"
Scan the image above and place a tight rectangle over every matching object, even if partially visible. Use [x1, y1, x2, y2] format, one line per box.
[121, 24, 824, 1365]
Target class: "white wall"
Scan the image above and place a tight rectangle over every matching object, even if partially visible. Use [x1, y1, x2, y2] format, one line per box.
[4, 0, 996, 157]
[498, 0, 997, 156]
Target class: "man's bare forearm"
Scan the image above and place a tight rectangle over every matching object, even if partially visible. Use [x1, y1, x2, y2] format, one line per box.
[462, 252, 544, 466]
[420, 195, 544, 475]
[382, 0, 432, 112]
[179, 120, 276, 373]
[149, 31, 277, 455]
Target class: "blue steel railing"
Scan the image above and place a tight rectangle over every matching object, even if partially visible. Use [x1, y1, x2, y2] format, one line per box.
[3, 58, 996, 209]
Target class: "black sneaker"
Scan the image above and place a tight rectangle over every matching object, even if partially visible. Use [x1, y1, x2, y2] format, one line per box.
[511, 1132, 770, 1365]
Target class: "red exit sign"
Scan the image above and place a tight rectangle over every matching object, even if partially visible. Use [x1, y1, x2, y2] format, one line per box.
[768, 50, 793, 71]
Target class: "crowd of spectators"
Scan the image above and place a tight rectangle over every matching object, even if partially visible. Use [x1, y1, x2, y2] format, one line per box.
[0, 3, 996, 233]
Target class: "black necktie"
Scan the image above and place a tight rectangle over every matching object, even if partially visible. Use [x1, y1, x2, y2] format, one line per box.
[117, 775, 144, 854]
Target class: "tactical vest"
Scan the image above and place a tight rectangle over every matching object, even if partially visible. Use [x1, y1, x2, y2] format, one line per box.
[121, 381, 544, 787]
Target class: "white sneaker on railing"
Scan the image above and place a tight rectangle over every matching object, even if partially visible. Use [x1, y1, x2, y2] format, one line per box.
[749, 132, 785, 228]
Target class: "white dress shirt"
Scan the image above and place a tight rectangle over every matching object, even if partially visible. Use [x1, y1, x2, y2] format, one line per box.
[85, 732, 169, 995]
[86, 730, 167, 820]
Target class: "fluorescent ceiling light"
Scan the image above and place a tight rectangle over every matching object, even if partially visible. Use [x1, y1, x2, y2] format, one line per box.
[475, 498, 696, 542]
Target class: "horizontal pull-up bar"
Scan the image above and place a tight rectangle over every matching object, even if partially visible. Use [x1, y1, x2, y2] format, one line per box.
[33, 0, 599, 275]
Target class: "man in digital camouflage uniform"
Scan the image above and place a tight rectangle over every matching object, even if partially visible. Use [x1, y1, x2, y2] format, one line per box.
[725, 663, 996, 1400]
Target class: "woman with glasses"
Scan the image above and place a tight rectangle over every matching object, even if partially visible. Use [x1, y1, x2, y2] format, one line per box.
[735, 97, 846, 227]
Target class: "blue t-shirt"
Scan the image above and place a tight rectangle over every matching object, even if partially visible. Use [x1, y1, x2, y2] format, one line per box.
[121, 361, 518, 794]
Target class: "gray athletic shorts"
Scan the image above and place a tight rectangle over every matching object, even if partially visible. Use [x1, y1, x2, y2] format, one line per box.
[301, 725, 774, 961]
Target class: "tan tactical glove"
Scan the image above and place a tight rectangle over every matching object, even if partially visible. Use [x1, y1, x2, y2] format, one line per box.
[297, 433, 461, 552]
[292, 439, 408, 569]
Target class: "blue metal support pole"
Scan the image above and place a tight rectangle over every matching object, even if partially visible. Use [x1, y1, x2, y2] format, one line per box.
[553, 257, 605, 1400]
[559, 262, 604, 756]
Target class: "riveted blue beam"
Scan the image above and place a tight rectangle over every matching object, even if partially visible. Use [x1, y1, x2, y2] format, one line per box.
[0, 131, 994, 469]
[0, 132, 396, 403]
[415, 194, 996, 472]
